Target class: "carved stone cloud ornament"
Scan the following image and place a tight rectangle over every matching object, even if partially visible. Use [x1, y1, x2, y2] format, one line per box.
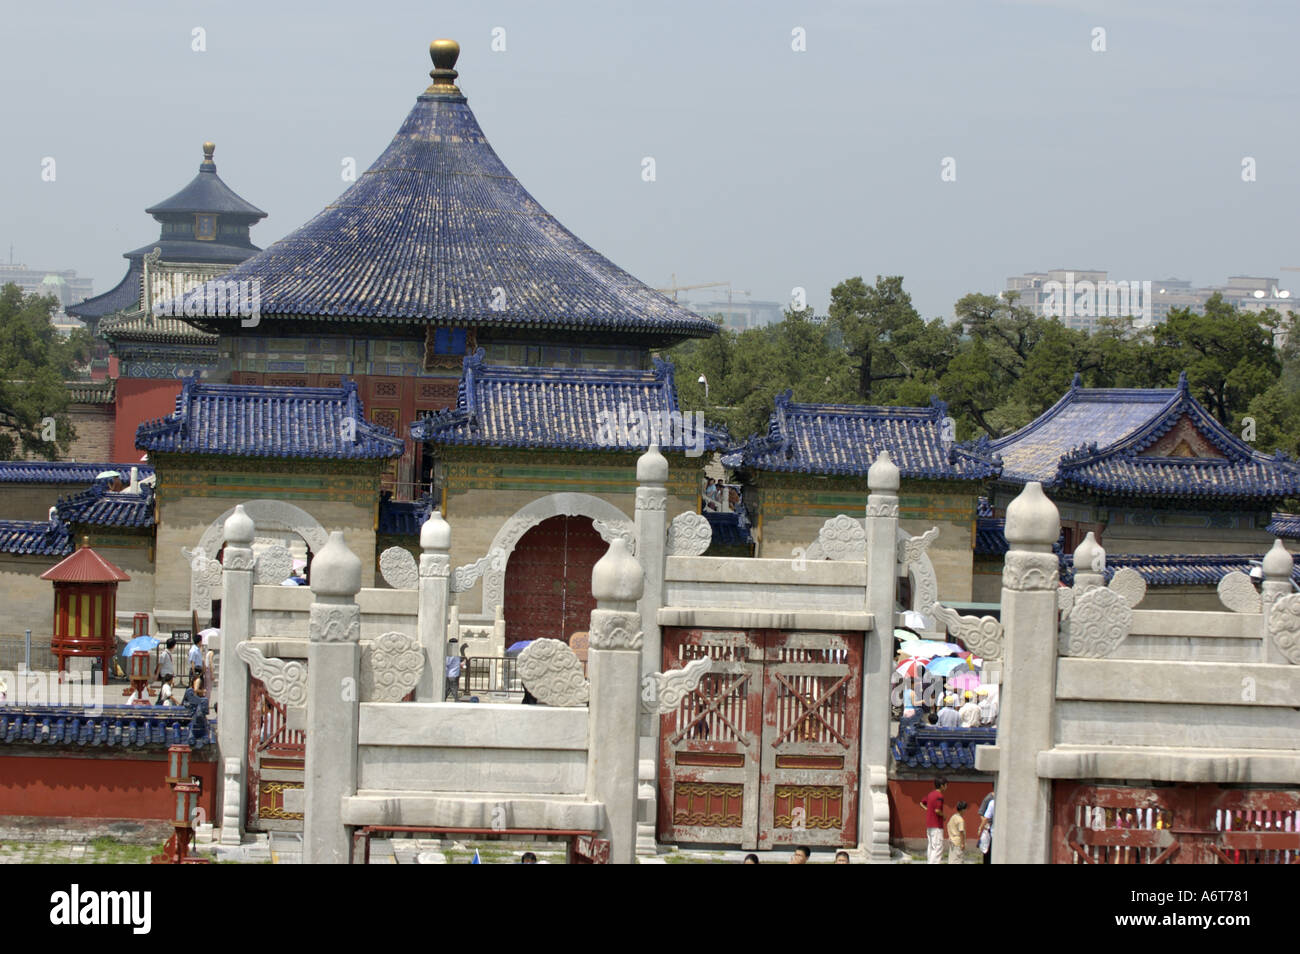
[1060, 586, 1132, 658]
[666, 512, 712, 557]
[235, 643, 308, 708]
[517, 638, 590, 707]
[641, 655, 712, 713]
[379, 546, 419, 590]
[929, 602, 1003, 661]
[1267, 593, 1300, 664]
[360, 631, 425, 702]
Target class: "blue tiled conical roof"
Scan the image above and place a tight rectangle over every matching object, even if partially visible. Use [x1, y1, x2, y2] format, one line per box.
[191, 41, 716, 344]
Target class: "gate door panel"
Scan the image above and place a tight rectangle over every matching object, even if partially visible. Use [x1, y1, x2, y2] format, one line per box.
[247, 676, 306, 832]
[760, 631, 862, 848]
[658, 629, 763, 849]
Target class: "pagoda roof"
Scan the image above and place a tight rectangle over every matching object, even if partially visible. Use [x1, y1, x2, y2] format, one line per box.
[721, 392, 1001, 481]
[41, 543, 130, 583]
[0, 462, 154, 485]
[135, 378, 405, 461]
[0, 519, 71, 557]
[184, 41, 717, 344]
[56, 482, 156, 530]
[145, 142, 267, 220]
[411, 350, 729, 453]
[987, 373, 1300, 501]
[1267, 513, 1300, 540]
[99, 310, 218, 347]
[68, 260, 142, 321]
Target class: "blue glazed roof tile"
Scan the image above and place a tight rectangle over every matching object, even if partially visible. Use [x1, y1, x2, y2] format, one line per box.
[987, 373, 1300, 500]
[411, 351, 729, 453]
[181, 53, 716, 343]
[1060, 552, 1300, 588]
[704, 510, 753, 548]
[975, 517, 1008, 556]
[0, 706, 209, 749]
[378, 498, 431, 536]
[1267, 513, 1300, 540]
[0, 462, 154, 485]
[0, 519, 72, 556]
[136, 377, 404, 460]
[67, 260, 143, 321]
[56, 482, 156, 529]
[721, 392, 1000, 480]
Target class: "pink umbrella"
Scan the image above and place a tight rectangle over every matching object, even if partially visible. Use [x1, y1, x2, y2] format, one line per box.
[950, 671, 981, 691]
[895, 658, 929, 678]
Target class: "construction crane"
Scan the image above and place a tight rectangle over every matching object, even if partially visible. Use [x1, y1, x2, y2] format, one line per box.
[655, 275, 750, 305]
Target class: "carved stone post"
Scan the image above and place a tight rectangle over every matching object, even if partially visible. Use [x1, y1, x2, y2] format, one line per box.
[634, 445, 669, 855]
[586, 537, 645, 865]
[304, 531, 362, 865]
[1262, 539, 1296, 665]
[416, 511, 450, 702]
[1071, 532, 1105, 593]
[635, 445, 669, 724]
[859, 451, 900, 861]
[216, 505, 255, 846]
[992, 482, 1061, 865]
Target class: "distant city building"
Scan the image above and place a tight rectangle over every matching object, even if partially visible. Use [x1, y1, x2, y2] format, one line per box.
[683, 297, 784, 331]
[1007, 269, 1297, 333]
[0, 264, 94, 312]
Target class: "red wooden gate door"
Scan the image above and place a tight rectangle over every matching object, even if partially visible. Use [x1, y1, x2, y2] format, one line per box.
[504, 516, 605, 647]
[1053, 782, 1300, 863]
[659, 628, 862, 850]
[760, 630, 861, 848]
[246, 677, 306, 831]
[658, 630, 762, 847]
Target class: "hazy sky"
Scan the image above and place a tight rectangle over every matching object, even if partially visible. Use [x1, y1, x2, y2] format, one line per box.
[3, 0, 1297, 321]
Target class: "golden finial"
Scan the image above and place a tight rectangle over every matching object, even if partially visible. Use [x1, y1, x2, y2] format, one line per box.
[426, 39, 461, 94]
[203, 141, 215, 160]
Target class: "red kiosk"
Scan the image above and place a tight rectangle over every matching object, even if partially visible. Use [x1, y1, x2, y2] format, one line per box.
[41, 540, 130, 685]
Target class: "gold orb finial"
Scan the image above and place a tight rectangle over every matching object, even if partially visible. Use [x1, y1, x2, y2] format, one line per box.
[203, 141, 215, 159]
[426, 38, 461, 94]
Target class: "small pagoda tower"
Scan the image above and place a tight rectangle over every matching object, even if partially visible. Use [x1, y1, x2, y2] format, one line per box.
[68, 142, 268, 459]
[41, 539, 131, 684]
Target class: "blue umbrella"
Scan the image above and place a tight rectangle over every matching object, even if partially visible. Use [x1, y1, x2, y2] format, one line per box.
[121, 635, 160, 658]
[926, 656, 971, 678]
[505, 640, 535, 656]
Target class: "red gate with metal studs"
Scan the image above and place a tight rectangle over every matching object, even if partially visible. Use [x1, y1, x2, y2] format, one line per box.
[658, 628, 862, 850]
[1053, 782, 1300, 863]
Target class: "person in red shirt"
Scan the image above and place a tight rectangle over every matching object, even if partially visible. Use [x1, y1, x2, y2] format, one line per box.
[919, 777, 948, 864]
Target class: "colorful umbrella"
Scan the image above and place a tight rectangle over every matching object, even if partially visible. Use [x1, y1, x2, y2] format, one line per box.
[925, 656, 971, 678]
[121, 635, 160, 658]
[898, 640, 962, 658]
[950, 671, 981, 691]
[895, 658, 929, 678]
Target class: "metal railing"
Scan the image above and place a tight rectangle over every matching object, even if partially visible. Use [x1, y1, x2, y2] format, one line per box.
[0, 634, 56, 674]
[456, 656, 522, 696]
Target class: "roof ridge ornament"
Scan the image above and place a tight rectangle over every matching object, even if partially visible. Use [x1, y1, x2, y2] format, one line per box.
[425, 38, 461, 95]
[201, 141, 216, 171]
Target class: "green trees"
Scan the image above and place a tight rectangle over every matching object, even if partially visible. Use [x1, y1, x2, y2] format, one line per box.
[0, 283, 92, 459]
[664, 276, 1299, 456]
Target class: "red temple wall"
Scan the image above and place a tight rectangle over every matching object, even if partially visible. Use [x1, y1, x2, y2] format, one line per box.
[0, 753, 217, 822]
